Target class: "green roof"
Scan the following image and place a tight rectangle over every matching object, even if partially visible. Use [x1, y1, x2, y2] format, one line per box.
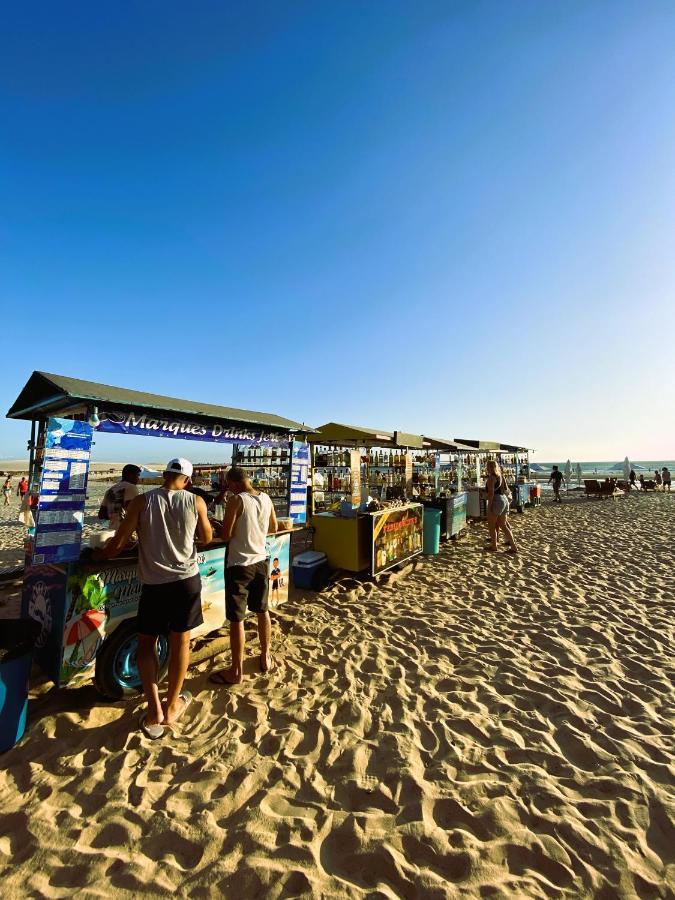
[7, 371, 310, 433]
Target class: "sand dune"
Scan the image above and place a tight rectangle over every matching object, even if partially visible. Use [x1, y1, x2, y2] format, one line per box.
[1, 493, 674, 897]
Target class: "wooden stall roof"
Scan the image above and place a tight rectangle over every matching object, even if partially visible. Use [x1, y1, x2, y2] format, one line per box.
[424, 436, 479, 453]
[311, 422, 424, 448]
[455, 438, 531, 452]
[7, 371, 311, 433]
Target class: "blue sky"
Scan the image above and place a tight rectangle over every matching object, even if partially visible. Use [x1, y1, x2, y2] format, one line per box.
[1, 1, 674, 463]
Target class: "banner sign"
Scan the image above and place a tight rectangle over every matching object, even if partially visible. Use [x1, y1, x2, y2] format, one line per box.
[350, 449, 362, 507]
[370, 504, 423, 576]
[95, 409, 291, 446]
[449, 492, 468, 537]
[289, 439, 309, 524]
[33, 418, 93, 566]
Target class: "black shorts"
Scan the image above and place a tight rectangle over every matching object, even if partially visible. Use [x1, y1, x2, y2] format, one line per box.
[226, 561, 269, 622]
[137, 573, 203, 636]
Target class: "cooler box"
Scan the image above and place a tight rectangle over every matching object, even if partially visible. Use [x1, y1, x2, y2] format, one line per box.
[292, 551, 329, 590]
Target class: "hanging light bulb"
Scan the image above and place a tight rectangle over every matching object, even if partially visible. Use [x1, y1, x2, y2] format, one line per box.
[88, 406, 100, 427]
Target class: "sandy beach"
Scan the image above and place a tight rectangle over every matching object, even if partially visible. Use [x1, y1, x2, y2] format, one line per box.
[0, 492, 673, 897]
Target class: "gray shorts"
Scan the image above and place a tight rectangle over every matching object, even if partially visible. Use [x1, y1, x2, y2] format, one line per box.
[490, 495, 510, 517]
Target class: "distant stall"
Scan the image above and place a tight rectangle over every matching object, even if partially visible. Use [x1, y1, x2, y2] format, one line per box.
[411, 437, 477, 540]
[454, 439, 534, 517]
[309, 423, 424, 575]
[7, 371, 312, 696]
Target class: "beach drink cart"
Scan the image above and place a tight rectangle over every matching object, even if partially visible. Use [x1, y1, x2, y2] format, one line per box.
[309, 423, 424, 576]
[6, 371, 311, 698]
[411, 436, 475, 541]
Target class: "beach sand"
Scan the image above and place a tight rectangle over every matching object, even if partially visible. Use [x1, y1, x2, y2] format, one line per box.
[0, 493, 673, 897]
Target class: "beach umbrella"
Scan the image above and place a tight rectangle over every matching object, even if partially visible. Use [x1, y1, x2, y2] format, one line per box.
[576, 463, 582, 485]
[565, 459, 572, 485]
[65, 608, 105, 646]
[456, 456, 463, 491]
[623, 457, 630, 481]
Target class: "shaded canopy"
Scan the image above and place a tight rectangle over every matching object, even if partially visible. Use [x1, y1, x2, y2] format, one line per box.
[7, 371, 310, 435]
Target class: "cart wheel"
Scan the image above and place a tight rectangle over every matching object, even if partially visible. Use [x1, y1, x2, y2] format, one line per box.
[94, 620, 170, 699]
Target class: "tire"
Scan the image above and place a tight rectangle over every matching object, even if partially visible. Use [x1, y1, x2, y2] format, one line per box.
[94, 619, 170, 699]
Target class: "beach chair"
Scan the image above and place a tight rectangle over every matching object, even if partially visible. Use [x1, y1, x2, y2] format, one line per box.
[584, 479, 601, 498]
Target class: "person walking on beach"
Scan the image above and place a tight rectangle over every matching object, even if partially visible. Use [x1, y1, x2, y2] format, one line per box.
[2, 476, 12, 507]
[17, 476, 29, 502]
[662, 467, 671, 492]
[102, 458, 212, 739]
[210, 466, 278, 685]
[485, 460, 518, 554]
[548, 465, 565, 502]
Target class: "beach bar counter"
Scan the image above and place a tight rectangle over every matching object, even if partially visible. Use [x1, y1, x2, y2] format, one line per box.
[455, 439, 534, 517]
[309, 423, 425, 575]
[412, 437, 476, 541]
[6, 371, 312, 697]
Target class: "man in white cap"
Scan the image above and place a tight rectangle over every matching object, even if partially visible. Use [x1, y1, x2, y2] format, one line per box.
[104, 457, 213, 738]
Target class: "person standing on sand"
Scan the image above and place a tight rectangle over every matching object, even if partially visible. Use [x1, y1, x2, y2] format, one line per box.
[210, 465, 278, 685]
[629, 469, 637, 490]
[102, 458, 212, 739]
[662, 467, 671, 492]
[485, 459, 518, 554]
[99, 464, 141, 529]
[654, 469, 662, 488]
[548, 465, 565, 502]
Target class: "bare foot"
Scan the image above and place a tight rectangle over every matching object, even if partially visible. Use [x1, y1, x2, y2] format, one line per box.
[145, 706, 165, 727]
[164, 692, 193, 725]
[260, 653, 274, 673]
[209, 666, 244, 685]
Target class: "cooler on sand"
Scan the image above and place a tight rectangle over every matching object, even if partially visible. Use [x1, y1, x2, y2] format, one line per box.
[292, 551, 329, 590]
[0, 619, 39, 753]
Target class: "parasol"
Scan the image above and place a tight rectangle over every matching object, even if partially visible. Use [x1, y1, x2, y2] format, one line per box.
[623, 456, 630, 482]
[66, 608, 105, 645]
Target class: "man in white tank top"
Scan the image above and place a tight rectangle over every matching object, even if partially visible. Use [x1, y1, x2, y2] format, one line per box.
[210, 465, 278, 685]
[104, 458, 213, 738]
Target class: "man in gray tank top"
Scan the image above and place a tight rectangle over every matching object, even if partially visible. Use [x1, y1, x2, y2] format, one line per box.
[210, 465, 278, 685]
[104, 458, 213, 738]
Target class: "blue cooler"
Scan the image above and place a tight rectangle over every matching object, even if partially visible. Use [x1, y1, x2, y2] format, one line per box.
[292, 551, 329, 590]
[0, 619, 39, 754]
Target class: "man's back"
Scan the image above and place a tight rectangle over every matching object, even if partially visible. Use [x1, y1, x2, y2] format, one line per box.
[228, 491, 273, 567]
[138, 487, 198, 584]
[105, 479, 140, 529]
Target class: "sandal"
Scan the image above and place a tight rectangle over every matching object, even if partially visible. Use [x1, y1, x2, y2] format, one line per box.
[139, 713, 165, 740]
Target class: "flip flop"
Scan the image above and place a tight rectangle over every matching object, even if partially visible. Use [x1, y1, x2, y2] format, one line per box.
[209, 670, 242, 686]
[165, 691, 193, 728]
[139, 713, 165, 740]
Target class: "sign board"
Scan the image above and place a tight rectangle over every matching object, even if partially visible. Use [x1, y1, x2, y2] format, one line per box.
[371, 504, 423, 576]
[95, 408, 291, 446]
[289, 439, 309, 524]
[449, 492, 468, 537]
[405, 451, 413, 492]
[32, 418, 93, 566]
[350, 449, 362, 507]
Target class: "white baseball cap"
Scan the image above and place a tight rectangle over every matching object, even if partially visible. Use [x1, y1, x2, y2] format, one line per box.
[164, 457, 193, 478]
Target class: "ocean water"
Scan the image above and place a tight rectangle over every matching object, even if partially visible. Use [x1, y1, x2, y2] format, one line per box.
[535, 460, 675, 476]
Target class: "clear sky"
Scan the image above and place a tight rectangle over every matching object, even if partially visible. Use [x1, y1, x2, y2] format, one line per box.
[1, 1, 674, 463]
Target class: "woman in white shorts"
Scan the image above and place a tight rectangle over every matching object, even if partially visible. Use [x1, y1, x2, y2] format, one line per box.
[486, 460, 518, 554]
